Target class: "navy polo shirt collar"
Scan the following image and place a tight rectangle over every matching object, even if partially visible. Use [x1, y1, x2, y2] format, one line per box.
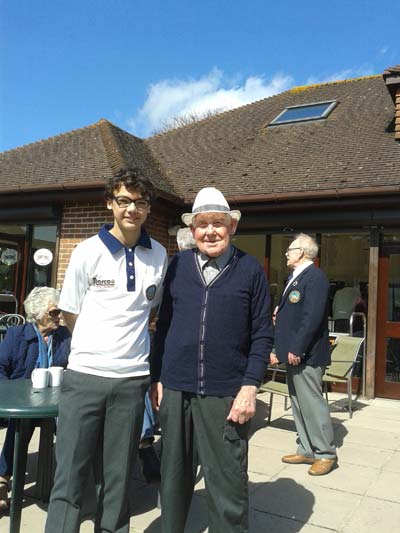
[99, 224, 152, 254]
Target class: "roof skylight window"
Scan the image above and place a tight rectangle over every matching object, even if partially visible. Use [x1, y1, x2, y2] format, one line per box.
[269, 100, 337, 126]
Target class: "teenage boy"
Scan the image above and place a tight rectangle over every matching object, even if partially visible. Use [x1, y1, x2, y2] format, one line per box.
[46, 168, 167, 533]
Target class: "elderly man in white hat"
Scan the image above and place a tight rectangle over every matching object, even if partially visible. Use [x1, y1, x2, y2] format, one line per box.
[150, 187, 273, 533]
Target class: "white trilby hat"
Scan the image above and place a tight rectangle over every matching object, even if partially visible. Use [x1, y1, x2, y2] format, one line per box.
[181, 187, 242, 226]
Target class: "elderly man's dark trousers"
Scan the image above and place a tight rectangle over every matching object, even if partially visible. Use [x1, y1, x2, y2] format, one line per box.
[159, 388, 250, 533]
[45, 370, 149, 533]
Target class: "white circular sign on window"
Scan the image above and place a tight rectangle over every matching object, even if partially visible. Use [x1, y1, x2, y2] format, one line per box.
[33, 248, 53, 266]
[1, 248, 19, 266]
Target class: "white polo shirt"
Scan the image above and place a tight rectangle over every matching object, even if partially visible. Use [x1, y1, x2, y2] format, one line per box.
[59, 225, 168, 378]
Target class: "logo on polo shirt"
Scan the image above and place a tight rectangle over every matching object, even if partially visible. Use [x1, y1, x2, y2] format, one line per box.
[146, 284, 157, 301]
[92, 277, 116, 288]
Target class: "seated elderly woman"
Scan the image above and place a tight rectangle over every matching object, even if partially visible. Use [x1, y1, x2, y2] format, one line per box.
[0, 286, 71, 511]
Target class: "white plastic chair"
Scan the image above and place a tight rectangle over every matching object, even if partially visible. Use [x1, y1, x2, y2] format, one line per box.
[0, 313, 25, 328]
[1, 314, 25, 341]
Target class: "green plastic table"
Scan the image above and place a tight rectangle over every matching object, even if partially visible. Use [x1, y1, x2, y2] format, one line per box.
[0, 379, 60, 533]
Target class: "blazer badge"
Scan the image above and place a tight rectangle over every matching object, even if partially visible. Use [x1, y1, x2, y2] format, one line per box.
[288, 290, 301, 304]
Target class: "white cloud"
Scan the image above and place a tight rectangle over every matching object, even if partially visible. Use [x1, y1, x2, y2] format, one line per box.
[379, 46, 388, 55]
[128, 68, 293, 136]
[306, 66, 374, 85]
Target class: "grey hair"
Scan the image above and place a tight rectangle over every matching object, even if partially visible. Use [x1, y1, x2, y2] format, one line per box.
[294, 233, 319, 260]
[23, 287, 60, 323]
[176, 227, 196, 251]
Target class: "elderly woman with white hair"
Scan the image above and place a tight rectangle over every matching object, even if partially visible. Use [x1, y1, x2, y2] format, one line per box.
[0, 286, 71, 511]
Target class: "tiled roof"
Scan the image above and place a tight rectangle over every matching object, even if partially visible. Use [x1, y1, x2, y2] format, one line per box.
[0, 119, 177, 196]
[145, 75, 400, 202]
[1, 75, 399, 205]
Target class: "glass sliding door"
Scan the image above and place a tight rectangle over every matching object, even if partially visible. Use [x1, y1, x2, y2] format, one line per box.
[231, 234, 266, 266]
[320, 233, 369, 336]
[26, 225, 58, 293]
[269, 234, 295, 311]
[0, 225, 27, 313]
[0, 223, 59, 315]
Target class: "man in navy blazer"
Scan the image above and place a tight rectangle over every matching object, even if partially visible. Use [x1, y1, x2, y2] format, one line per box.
[272, 233, 337, 476]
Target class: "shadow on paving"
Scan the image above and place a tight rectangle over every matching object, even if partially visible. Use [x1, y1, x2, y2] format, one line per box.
[146, 477, 315, 533]
[329, 397, 369, 417]
[0, 395, 359, 532]
[249, 477, 315, 532]
[252, 397, 351, 449]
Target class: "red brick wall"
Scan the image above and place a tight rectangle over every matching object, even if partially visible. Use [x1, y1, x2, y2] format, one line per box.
[56, 201, 179, 288]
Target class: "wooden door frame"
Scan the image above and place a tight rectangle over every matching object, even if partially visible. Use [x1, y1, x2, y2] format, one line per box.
[375, 243, 400, 398]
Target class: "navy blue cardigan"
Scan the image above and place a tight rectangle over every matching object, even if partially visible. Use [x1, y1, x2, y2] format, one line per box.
[0, 323, 71, 380]
[152, 248, 273, 396]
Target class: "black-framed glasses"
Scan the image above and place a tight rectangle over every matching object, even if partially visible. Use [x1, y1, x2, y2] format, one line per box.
[112, 196, 150, 210]
[285, 247, 303, 255]
[48, 309, 62, 318]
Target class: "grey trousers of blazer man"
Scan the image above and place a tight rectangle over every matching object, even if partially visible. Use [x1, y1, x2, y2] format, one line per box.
[286, 364, 336, 459]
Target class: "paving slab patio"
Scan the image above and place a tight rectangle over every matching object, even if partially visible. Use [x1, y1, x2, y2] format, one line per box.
[0, 391, 399, 532]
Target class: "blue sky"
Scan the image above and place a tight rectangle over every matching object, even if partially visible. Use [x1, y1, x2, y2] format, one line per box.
[1, 0, 399, 152]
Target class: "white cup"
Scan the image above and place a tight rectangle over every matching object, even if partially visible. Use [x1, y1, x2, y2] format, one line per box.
[48, 366, 64, 387]
[31, 368, 49, 389]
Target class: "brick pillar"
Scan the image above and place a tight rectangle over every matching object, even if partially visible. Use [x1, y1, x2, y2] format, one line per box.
[56, 203, 113, 288]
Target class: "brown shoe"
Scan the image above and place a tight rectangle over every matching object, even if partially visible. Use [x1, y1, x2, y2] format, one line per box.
[308, 458, 337, 476]
[282, 454, 315, 465]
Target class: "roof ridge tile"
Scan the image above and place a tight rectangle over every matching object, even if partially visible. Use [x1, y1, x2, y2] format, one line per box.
[289, 74, 381, 94]
[97, 119, 129, 172]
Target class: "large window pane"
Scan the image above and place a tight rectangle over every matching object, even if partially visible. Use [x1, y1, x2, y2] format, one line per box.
[231, 234, 266, 266]
[320, 233, 369, 336]
[0, 225, 26, 312]
[27, 225, 58, 291]
[269, 234, 298, 312]
[385, 337, 400, 383]
[388, 254, 400, 321]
